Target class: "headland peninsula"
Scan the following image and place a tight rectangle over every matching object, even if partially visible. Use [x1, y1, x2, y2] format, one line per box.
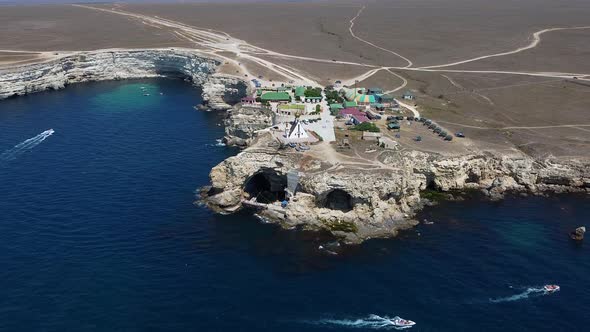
[1, 0, 589, 243]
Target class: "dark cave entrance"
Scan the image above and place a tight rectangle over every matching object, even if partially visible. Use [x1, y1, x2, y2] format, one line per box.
[323, 189, 354, 212]
[244, 170, 287, 204]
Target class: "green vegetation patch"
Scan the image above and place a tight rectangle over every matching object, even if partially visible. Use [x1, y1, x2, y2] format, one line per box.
[420, 189, 447, 201]
[322, 219, 358, 233]
[304, 87, 322, 98]
[325, 89, 344, 104]
[351, 122, 380, 132]
[278, 104, 305, 110]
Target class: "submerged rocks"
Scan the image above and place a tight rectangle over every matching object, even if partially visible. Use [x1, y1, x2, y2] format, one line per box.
[570, 226, 586, 241]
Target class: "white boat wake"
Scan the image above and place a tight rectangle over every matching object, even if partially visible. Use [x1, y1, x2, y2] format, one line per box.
[0, 129, 55, 161]
[489, 286, 551, 303]
[313, 314, 414, 330]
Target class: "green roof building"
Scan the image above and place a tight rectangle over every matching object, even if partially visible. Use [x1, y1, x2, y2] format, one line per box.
[344, 100, 358, 108]
[330, 103, 344, 111]
[261, 92, 291, 102]
[295, 86, 306, 98]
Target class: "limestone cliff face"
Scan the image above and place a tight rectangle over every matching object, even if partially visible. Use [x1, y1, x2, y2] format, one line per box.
[223, 104, 274, 147]
[0, 49, 248, 110]
[202, 76, 249, 111]
[202, 138, 589, 243]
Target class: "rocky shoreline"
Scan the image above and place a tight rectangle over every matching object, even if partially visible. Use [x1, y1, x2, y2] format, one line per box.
[0, 48, 249, 111]
[201, 128, 590, 243]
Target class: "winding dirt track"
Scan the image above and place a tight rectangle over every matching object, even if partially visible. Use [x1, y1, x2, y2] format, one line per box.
[71, 3, 590, 86]
[348, 6, 413, 68]
[421, 26, 590, 69]
[435, 121, 590, 131]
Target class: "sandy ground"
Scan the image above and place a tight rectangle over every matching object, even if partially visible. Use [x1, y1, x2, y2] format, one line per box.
[398, 70, 590, 158]
[449, 29, 590, 73]
[354, 0, 590, 68]
[0, 5, 192, 51]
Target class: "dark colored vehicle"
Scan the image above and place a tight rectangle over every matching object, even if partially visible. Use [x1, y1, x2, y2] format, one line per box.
[425, 120, 432, 125]
[444, 135, 453, 141]
[415, 136, 422, 142]
[419, 118, 427, 123]
[428, 124, 436, 129]
[434, 128, 442, 134]
[455, 132, 465, 138]
[439, 131, 447, 137]
[407, 116, 414, 121]
[396, 115, 405, 120]
[387, 116, 397, 121]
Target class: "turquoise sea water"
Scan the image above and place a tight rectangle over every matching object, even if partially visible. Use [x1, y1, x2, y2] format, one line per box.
[0, 78, 588, 331]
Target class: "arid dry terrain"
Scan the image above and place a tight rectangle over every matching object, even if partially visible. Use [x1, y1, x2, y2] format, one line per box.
[1, 0, 589, 159]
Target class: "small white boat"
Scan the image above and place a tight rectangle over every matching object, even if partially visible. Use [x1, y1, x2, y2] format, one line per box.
[544, 285, 560, 292]
[143, 93, 150, 96]
[391, 317, 416, 328]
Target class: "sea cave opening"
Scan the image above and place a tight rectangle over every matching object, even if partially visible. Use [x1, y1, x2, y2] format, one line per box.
[322, 189, 354, 212]
[243, 169, 287, 204]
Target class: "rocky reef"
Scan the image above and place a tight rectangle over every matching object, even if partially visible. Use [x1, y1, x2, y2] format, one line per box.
[0, 49, 248, 110]
[202, 133, 590, 243]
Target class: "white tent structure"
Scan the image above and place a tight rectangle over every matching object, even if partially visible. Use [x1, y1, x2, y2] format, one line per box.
[286, 120, 309, 140]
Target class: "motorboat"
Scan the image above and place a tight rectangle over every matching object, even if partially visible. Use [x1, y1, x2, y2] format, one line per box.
[544, 285, 560, 292]
[391, 317, 416, 328]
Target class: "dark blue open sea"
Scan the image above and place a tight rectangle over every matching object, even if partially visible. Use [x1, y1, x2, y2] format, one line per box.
[0, 78, 588, 331]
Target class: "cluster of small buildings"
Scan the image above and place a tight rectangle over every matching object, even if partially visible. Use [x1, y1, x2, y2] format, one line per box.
[342, 87, 401, 109]
[240, 85, 324, 117]
[330, 86, 416, 125]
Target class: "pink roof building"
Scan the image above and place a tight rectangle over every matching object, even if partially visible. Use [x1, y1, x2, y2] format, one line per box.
[340, 108, 369, 123]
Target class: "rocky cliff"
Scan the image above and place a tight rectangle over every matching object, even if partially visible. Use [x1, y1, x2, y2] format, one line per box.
[0, 49, 248, 110]
[202, 135, 590, 243]
[223, 104, 275, 147]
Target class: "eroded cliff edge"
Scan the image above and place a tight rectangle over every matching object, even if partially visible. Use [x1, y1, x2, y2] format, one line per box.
[0, 49, 248, 110]
[202, 132, 590, 244]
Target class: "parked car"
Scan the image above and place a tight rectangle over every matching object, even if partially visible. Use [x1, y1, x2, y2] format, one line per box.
[455, 132, 465, 138]
[415, 136, 422, 142]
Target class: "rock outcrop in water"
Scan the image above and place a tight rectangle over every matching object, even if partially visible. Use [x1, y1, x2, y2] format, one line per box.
[0, 49, 248, 110]
[202, 133, 590, 243]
